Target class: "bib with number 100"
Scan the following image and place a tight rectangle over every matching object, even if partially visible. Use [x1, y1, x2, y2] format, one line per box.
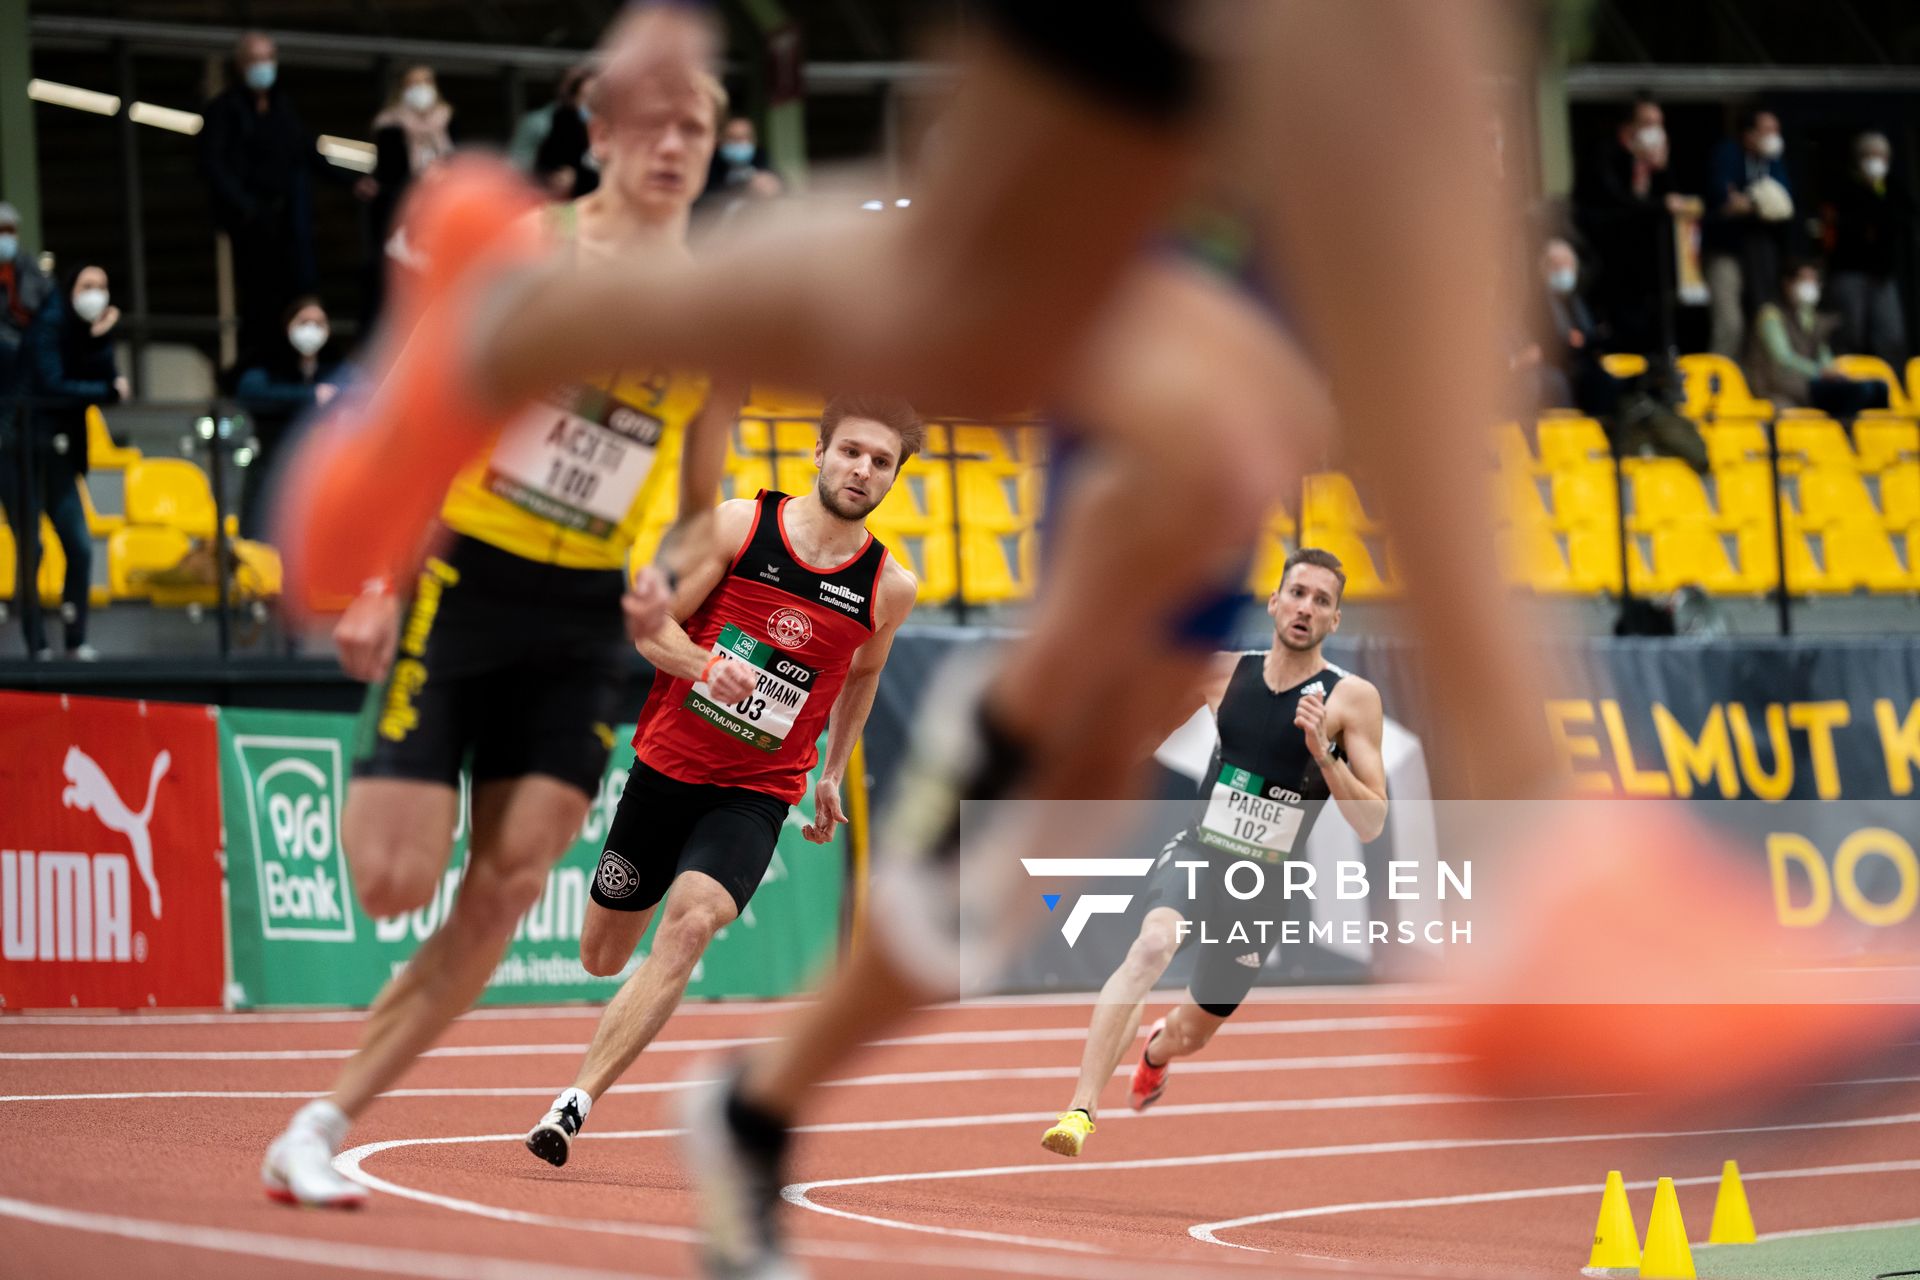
[1197, 764, 1305, 863]
[484, 384, 667, 537]
[683, 624, 818, 753]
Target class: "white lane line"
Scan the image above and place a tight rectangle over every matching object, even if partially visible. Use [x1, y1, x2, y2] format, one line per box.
[1190, 1160, 1920, 1252]
[0, 987, 1448, 1027]
[0, 1015, 1449, 1062]
[0, 1193, 666, 1280]
[334, 1136, 1260, 1280]
[0, 1053, 1472, 1105]
[780, 1109, 1920, 1256]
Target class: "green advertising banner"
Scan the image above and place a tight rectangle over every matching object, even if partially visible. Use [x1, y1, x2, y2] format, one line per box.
[219, 707, 844, 1008]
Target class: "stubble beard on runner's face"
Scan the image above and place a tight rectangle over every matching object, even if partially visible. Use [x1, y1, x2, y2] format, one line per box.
[817, 470, 881, 522]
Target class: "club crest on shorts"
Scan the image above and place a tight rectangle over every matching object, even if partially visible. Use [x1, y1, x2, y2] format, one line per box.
[768, 606, 813, 650]
[596, 849, 640, 899]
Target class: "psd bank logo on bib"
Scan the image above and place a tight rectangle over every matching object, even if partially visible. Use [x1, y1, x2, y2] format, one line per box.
[233, 735, 355, 941]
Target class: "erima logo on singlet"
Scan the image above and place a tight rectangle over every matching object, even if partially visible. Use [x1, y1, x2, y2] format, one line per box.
[818, 581, 865, 614]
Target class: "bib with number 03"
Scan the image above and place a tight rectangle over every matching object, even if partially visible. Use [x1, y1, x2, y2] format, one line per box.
[1196, 764, 1305, 863]
[683, 623, 819, 753]
[483, 384, 667, 537]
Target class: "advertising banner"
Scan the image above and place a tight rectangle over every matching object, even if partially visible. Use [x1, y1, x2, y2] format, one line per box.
[0, 691, 225, 1008]
[221, 707, 843, 1008]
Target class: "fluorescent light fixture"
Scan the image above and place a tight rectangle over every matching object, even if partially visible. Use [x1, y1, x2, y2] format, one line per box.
[129, 102, 203, 135]
[28, 79, 121, 116]
[317, 135, 376, 173]
[860, 199, 885, 211]
[895, 198, 911, 208]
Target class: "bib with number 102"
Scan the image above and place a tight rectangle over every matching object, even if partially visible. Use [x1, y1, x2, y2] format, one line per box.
[1197, 764, 1305, 863]
[484, 384, 667, 537]
[684, 624, 818, 752]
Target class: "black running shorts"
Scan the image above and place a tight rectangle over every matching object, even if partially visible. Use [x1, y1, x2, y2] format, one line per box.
[1139, 833, 1290, 1017]
[589, 762, 791, 916]
[353, 532, 631, 796]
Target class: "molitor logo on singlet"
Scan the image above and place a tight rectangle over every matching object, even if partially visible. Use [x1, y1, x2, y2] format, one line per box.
[817, 580, 866, 616]
[1019, 858, 1156, 946]
[230, 733, 355, 941]
[0, 692, 223, 1008]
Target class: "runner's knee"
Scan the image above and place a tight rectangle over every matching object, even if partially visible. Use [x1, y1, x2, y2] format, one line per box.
[651, 886, 736, 973]
[343, 828, 448, 919]
[456, 851, 552, 932]
[1125, 911, 1183, 978]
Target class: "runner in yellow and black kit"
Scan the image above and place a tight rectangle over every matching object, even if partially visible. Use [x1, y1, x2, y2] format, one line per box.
[261, 58, 743, 1209]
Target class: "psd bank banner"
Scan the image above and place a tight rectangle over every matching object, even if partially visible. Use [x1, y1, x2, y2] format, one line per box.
[0, 692, 225, 1008]
[220, 707, 844, 1009]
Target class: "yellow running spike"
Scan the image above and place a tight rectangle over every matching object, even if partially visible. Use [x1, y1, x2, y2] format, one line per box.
[1587, 1170, 1642, 1271]
[1039, 1110, 1094, 1158]
[1708, 1160, 1756, 1244]
[1639, 1177, 1696, 1279]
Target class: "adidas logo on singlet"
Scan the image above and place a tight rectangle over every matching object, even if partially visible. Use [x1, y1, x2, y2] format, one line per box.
[818, 581, 865, 614]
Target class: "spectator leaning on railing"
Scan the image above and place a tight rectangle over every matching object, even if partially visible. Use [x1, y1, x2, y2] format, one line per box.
[1826, 131, 1910, 366]
[14, 263, 127, 661]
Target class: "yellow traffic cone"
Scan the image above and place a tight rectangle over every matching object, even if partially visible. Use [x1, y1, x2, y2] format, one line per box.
[1587, 1170, 1642, 1271]
[1639, 1176, 1696, 1279]
[1708, 1160, 1756, 1244]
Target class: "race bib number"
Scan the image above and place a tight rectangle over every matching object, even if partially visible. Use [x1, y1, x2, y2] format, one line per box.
[683, 623, 817, 753]
[484, 384, 666, 537]
[1197, 764, 1304, 863]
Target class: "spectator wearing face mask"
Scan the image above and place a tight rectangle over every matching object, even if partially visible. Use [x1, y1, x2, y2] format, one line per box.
[200, 30, 366, 372]
[1576, 95, 1702, 359]
[13, 264, 127, 660]
[701, 115, 782, 202]
[1703, 107, 1793, 359]
[1747, 260, 1890, 422]
[534, 72, 600, 200]
[1825, 132, 1911, 365]
[236, 296, 343, 540]
[363, 66, 456, 328]
[0, 200, 53, 408]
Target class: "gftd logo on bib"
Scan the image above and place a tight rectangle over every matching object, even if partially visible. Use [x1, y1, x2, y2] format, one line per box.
[1021, 858, 1155, 946]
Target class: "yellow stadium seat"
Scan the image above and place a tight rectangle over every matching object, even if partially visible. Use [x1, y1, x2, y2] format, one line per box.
[85, 406, 142, 471]
[1601, 353, 1648, 379]
[1566, 524, 1627, 593]
[230, 538, 284, 600]
[77, 476, 123, 536]
[732, 418, 772, 454]
[108, 526, 191, 601]
[1776, 417, 1859, 470]
[1625, 458, 1713, 529]
[1882, 466, 1920, 527]
[958, 528, 1036, 605]
[1245, 515, 1297, 597]
[950, 425, 1022, 464]
[1652, 525, 1777, 595]
[1301, 473, 1382, 534]
[956, 462, 1041, 532]
[1794, 467, 1875, 528]
[774, 457, 819, 498]
[1492, 422, 1538, 473]
[771, 419, 819, 455]
[1909, 357, 1920, 410]
[1677, 353, 1774, 420]
[1537, 417, 1612, 470]
[1854, 419, 1920, 474]
[1711, 464, 1782, 533]
[1549, 465, 1620, 530]
[0, 519, 11, 601]
[125, 458, 217, 538]
[1496, 521, 1573, 593]
[720, 456, 777, 502]
[1830, 355, 1912, 416]
[1498, 466, 1552, 527]
[1304, 529, 1398, 599]
[1824, 522, 1910, 592]
[1700, 421, 1769, 470]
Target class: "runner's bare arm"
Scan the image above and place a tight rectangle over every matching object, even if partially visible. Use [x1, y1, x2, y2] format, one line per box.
[803, 560, 918, 844]
[630, 499, 758, 702]
[1301, 677, 1388, 842]
[478, 35, 1192, 416]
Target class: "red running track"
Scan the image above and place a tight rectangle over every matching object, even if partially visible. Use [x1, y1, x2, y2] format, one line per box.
[3, 990, 1918, 1280]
